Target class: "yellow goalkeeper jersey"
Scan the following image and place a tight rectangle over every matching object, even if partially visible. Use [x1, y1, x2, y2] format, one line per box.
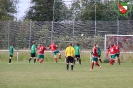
[65, 46, 75, 57]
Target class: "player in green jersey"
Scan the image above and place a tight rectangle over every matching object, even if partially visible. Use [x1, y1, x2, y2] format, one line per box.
[74, 43, 81, 64]
[97, 44, 102, 63]
[28, 41, 37, 64]
[9, 43, 14, 63]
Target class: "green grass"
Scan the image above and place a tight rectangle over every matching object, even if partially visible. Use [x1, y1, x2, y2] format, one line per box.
[0, 61, 133, 88]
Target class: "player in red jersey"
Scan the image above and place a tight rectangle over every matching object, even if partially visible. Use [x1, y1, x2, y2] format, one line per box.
[90, 44, 101, 70]
[107, 44, 116, 65]
[36, 44, 41, 62]
[49, 42, 61, 63]
[37, 44, 47, 63]
[113, 43, 120, 65]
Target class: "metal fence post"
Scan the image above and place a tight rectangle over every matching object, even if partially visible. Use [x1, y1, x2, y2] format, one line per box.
[8, 20, 10, 49]
[29, 21, 32, 48]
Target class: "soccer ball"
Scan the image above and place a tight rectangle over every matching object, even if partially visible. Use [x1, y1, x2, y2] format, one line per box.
[81, 34, 84, 36]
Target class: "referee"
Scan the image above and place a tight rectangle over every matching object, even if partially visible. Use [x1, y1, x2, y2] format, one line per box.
[65, 43, 75, 71]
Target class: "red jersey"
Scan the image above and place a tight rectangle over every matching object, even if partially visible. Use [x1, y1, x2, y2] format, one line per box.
[113, 45, 120, 54]
[38, 46, 47, 54]
[37, 45, 41, 51]
[108, 46, 115, 55]
[92, 46, 98, 57]
[49, 43, 57, 52]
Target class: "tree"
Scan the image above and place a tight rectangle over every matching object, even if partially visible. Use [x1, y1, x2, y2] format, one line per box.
[0, 0, 18, 20]
[25, 0, 68, 21]
[80, 0, 104, 21]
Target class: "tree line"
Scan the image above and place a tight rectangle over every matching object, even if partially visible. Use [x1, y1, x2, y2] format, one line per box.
[0, 0, 133, 21]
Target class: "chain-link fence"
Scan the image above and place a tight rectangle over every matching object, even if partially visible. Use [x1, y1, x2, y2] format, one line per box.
[0, 20, 133, 50]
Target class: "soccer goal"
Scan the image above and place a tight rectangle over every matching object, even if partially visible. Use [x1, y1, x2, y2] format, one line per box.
[104, 34, 133, 62]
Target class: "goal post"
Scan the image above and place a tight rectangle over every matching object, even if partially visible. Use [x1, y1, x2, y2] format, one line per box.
[104, 34, 133, 62]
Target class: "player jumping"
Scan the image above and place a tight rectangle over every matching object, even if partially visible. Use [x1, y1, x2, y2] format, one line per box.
[49, 42, 61, 63]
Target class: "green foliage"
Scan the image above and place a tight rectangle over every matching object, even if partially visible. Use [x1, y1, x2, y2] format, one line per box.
[24, 0, 133, 21]
[25, 0, 68, 21]
[25, 0, 54, 21]
[0, 0, 18, 20]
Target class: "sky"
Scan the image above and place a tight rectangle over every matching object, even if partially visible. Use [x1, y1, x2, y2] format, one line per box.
[16, 0, 31, 20]
[16, 0, 73, 20]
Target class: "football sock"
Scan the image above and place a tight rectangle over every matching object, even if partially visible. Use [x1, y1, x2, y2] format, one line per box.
[110, 59, 113, 65]
[54, 58, 57, 63]
[9, 59, 11, 63]
[79, 59, 81, 64]
[66, 64, 69, 70]
[96, 62, 100, 66]
[71, 65, 74, 71]
[99, 59, 102, 63]
[91, 62, 94, 69]
[29, 58, 32, 63]
[118, 59, 120, 65]
[59, 55, 61, 59]
[36, 58, 39, 62]
[112, 60, 114, 65]
[34, 59, 36, 63]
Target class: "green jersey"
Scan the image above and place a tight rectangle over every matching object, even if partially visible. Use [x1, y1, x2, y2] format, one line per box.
[30, 44, 36, 53]
[74, 46, 81, 55]
[97, 46, 101, 55]
[9, 46, 14, 55]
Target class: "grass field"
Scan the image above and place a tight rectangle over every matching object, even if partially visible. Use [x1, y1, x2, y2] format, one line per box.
[0, 61, 133, 88]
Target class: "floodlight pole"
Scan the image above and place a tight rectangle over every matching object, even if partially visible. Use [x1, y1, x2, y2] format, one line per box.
[94, 0, 97, 43]
[72, 0, 76, 45]
[8, 20, 10, 49]
[117, 0, 120, 35]
[29, 21, 32, 48]
[51, 0, 55, 44]
[117, 0, 120, 44]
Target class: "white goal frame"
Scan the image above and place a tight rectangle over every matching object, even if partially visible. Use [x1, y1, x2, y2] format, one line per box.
[104, 34, 133, 61]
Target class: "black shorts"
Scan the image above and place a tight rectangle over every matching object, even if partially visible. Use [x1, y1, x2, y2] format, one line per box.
[30, 53, 36, 57]
[75, 55, 80, 58]
[66, 56, 74, 63]
[10, 55, 13, 57]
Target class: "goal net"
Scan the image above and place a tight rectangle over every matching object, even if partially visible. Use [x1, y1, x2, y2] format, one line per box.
[104, 35, 133, 62]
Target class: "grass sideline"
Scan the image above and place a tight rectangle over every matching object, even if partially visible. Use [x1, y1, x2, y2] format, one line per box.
[0, 61, 133, 88]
